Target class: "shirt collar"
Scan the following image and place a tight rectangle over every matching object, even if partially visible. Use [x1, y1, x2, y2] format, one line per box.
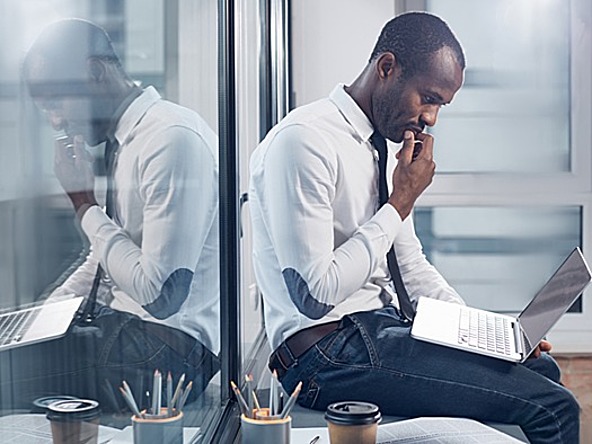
[329, 83, 375, 144]
[112, 86, 161, 146]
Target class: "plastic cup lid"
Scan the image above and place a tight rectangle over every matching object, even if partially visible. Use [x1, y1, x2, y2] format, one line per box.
[325, 401, 382, 426]
[33, 395, 78, 411]
[46, 399, 101, 422]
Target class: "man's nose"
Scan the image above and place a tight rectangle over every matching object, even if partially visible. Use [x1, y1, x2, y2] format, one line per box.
[420, 105, 440, 128]
[47, 110, 65, 130]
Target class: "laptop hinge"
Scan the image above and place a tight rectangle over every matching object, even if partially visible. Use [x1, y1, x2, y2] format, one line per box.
[512, 321, 524, 357]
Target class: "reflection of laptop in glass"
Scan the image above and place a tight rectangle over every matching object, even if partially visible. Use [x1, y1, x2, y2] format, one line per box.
[0, 296, 84, 351]
[411, 248, 591, 363]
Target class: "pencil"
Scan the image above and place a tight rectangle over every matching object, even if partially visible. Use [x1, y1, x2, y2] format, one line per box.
[280, 381, 302, 419]
[167, 371, 173, 417]
[154, 370, 162, 415]
[272, 370, 280, 416]
[230, 380, 250, 417]
[245, 374, 253, 415]
[171, 373, 186, 409]
[178, 380, 193, 412]
[119, 386, 142, 418]
[122, 380, 141, 417]
[268, 373, 275, 415]
[252, 390, 261, 411]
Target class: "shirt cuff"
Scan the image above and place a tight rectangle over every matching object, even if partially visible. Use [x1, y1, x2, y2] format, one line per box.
[374, 203, 402, 241]
[80, 205, 112, 238]
[76, 203, 99, 222]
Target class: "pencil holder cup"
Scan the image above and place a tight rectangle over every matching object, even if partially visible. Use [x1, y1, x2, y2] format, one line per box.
[241, 413, 291, 444]
[132, 409, 183, 444]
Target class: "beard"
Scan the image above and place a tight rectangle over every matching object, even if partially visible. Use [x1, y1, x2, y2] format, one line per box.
[371, 88, 406, 143]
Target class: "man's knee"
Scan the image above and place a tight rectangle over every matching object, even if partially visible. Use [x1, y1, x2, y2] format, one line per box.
[524, 353, 562, 383]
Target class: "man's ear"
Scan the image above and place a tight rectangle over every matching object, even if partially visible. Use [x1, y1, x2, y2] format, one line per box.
[376, 52, 397, 79]
[87, 58, 106, 82]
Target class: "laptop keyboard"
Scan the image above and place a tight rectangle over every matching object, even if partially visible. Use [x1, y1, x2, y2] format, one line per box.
[0, 307, 41, 346]
[458, 307, 512, 356]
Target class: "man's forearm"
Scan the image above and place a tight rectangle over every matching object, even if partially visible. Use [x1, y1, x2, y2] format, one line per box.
[68, 191, 99, 220]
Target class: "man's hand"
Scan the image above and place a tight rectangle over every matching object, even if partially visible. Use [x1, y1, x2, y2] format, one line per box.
[388, 130, 435, 219]
[54, 135, 98, 214]
[530, 339, 553, 359]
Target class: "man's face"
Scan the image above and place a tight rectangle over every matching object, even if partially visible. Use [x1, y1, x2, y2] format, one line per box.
[27, 57, 111, 146]
[35, 94, 108, 146]
[371, 47, 464, 143]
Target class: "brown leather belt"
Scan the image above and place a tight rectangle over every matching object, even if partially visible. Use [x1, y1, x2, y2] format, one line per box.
[269, 321, 341, 378]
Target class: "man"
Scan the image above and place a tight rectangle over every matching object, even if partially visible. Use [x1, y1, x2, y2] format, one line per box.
[0, 18, 219, 412]
[249, 12, 579, 443]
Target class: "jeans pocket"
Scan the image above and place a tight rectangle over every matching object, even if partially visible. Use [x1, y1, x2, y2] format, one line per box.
[315, 320, 374, 368]
[299, 378, 321, 409]
[101, 317, 167, 367]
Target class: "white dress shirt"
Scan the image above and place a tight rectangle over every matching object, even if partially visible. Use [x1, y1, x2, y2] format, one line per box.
[249, 84, 463, 350]
[54, 86, 220, 353]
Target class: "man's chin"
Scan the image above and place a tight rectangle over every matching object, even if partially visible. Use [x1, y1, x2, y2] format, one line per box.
[386, 132, 404, 144]
[77, 134, 103, 147]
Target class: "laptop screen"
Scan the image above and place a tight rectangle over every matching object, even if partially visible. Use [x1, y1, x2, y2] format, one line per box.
[518, 248, 591, 355]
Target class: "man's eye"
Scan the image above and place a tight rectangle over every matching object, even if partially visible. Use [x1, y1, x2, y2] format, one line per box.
[40, 100, 61, 112]
[423, 95, 437, 105]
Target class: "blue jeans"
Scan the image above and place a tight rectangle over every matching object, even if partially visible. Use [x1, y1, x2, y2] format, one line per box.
[0, 305, 219, 413]
[276, 307, 579, 444]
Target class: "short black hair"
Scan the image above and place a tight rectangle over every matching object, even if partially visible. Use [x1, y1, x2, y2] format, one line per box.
[370, 12, 465, 78]
[23, 18, 126, 86]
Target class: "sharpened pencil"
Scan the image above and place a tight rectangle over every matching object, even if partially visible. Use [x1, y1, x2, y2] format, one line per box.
[171, 373, 186, 409]
[230, 380, 250, 417]
[280, 381, 302, 419]
[119, 386, 142, 418]
[167, 371, 173, 417]
[252, 390, 261, 411]
[178, 380, 193, 411]
[245, 374, 253, 415]
[122, 380, 141, 417]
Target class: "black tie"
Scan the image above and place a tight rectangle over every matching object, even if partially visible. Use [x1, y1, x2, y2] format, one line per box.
[371, 132, 416, 322]
[78, 139, 118, 323]
[104, 138, 119, 218]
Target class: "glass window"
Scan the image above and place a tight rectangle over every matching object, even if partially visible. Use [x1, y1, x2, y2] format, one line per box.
[237, 0, 265, 373]
[0, 0, 221, 439]
[427, 0, 571, 174]
[415, 206, 582, 312]
[289, 0, 592, 354]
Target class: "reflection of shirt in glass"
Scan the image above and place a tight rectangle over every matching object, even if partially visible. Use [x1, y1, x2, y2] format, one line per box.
[54, 86, 220, 354]
[249, 84, 463, 351]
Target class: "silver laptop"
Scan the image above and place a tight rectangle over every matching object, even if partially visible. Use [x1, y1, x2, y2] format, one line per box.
[0, 296, 84, 351]
[411, 248, 591, 363]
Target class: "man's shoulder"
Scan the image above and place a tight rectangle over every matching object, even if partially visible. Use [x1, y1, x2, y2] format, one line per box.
[264, 96, 344, 147]
[282, 96, 339, 126]
[136, 99, 217, 144]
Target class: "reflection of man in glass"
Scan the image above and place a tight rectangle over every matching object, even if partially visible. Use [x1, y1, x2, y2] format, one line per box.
[2, 18, 220, 412]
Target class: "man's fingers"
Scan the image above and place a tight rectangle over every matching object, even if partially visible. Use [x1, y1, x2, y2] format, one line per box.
[539, 339, 553, 352]
[414, 133, 434, 160]
[399, 130, 415, 163]
[73, 135, 94, 162]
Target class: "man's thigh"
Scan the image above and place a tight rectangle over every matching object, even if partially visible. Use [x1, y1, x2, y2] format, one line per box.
[0, 307, 214, 413]
[279, 307, 572, 424]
